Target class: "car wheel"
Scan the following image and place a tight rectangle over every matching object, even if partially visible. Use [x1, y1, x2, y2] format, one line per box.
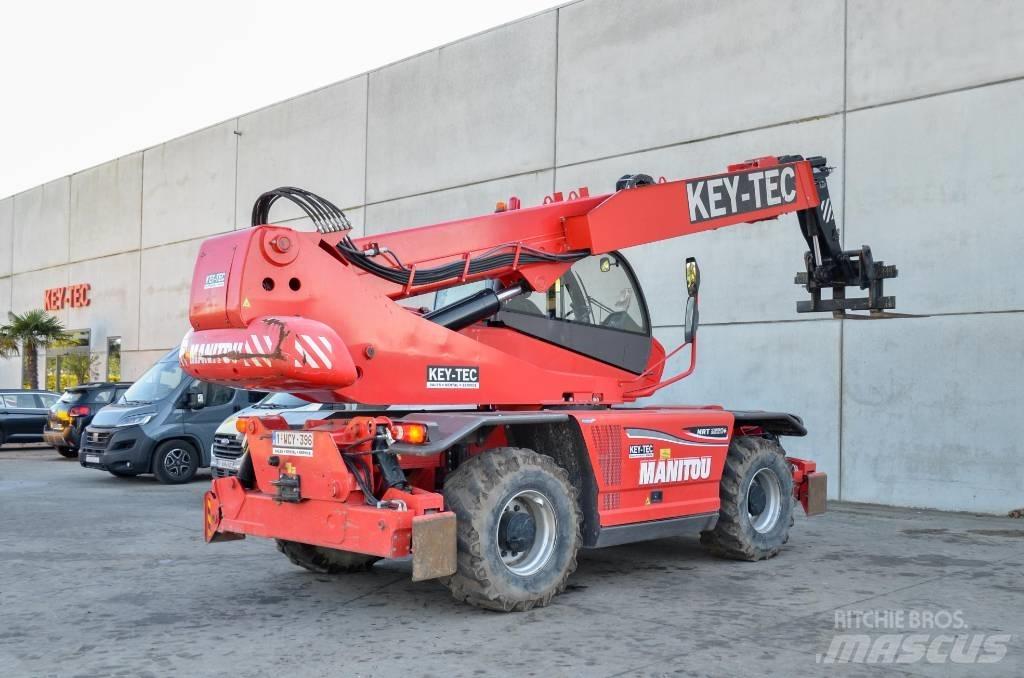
[153, 440, 200, 484]
[56, 446, 77, 459]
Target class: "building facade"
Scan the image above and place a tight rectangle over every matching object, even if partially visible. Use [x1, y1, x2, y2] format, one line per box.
[1, 0, 1021, 512]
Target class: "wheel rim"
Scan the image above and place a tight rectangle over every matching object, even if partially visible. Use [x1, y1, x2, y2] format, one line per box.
[495, 489, 557, 576]
[747, 468, 783, 534]
[163, 448, 192, 477]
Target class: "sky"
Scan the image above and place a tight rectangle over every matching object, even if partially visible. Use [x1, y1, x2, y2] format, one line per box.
[0, 0, 564, 199]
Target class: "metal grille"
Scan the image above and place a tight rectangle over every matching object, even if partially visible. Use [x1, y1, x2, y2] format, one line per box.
[591, 424, 622, 487]
[212, 435, 244, 459]
[84, 428, 113, 449]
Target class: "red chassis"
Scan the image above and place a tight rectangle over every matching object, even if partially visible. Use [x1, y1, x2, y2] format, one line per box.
[187, 154, 893, 609]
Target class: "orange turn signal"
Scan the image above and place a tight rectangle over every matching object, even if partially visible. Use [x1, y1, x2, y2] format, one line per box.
[235, 417, 249, 434]
[394, 423, 428, 444]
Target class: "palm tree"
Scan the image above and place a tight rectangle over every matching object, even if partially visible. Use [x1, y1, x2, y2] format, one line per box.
[0, 310, 73, 389]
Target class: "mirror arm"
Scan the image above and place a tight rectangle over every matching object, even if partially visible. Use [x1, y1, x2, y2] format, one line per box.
[621, 335, 698, 399]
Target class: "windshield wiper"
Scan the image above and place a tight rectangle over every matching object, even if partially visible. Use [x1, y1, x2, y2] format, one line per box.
[121, 399, 152, 406]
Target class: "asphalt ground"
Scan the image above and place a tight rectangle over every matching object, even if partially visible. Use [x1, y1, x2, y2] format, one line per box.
[1, 445, 1021, 677]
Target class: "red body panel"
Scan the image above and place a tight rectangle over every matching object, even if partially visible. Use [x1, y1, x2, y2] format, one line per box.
[568, 408, 734, 526]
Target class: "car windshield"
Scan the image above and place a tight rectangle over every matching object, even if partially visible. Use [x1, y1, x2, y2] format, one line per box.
[121, 358, 184, 404]
[253, 393, 308, 409]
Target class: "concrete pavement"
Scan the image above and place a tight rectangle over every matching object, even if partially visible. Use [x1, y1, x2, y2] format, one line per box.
[1, 446, 1020, 677]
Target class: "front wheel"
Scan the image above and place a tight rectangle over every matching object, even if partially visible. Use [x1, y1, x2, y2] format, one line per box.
[56, 446, 77, 459]
[701, 436, 795, 561]
[153, 440, 199, 484]
[442, 447, 581, 612]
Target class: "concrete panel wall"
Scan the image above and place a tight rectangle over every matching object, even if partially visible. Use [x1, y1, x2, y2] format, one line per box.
[845, 80, 1024, 316]
[142, 121, 238, 248]
[0, 1, 1019, 512]
[236, 76, 367, 224]
[841, 313, 1023, 513]
[138, 238, 204, 350]
[366, 12, 556, 202]
[69, 154, 143, 261]
[653, 321, 842, 498]
[364, 170, 554, 235]
[11, 266, 70, 322]
[556, 0, 844, 164]
[12, 178, 69, 273]
[67, 251, 141, 352]
[847, 0, 1024, 108]
[0, 198, 12, 278]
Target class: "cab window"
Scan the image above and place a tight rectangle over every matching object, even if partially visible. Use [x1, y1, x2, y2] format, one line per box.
[206, 384, 235, 407]
[502, 252, 649, 335]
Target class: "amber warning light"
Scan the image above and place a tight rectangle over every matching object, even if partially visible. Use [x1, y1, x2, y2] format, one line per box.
[393, 423, 428, 445]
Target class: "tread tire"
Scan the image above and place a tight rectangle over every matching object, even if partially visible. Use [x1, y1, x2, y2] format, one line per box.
[700, 436, 795, 561]
[152, 440, 200, 484]
[442, 447, 581, 612]
[56, 446, 77, 458]
[275, 540, 380, 574]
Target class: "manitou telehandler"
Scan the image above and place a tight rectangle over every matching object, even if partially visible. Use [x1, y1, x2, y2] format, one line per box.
[183, 155, 898, 611]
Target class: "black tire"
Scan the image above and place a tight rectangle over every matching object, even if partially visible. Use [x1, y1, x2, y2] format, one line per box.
[701, 436, 795, 561]
[56, 446, 77, 459]
[153, 440, 199, 484]
[442, 447, 581, 612]
[275, 540, 380, 573]
[108, 469, 138, 478]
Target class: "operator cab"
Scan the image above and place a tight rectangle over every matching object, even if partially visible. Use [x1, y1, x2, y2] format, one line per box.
[435, 252, 653, 374]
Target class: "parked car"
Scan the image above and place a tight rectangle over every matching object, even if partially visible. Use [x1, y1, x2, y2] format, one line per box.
[44, 382, 132, 458]
[210, 393, 354, 477]
[79, 348, 265, 483]
[0, 389, 60, 446]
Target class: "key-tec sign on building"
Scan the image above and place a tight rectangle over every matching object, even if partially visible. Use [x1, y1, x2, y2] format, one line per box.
[44, 283, 91, 311]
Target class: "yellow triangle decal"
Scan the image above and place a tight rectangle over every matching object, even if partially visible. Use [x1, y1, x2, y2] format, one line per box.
[242, 298, 251, 308]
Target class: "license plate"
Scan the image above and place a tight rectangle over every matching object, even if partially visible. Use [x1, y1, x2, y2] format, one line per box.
[272, 430, 314, 457]
[85, 454, 100, 464]
[212, 456, 241, 471]
[50, 423, 64, 431]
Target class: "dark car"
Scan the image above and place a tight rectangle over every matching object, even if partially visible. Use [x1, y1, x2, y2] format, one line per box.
[44, 382, 133, 458]
[0, 389, 61, 446]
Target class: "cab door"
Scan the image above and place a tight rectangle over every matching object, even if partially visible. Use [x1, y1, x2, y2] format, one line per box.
[1, 393, 49, 440]
[496, 252, 653, 373]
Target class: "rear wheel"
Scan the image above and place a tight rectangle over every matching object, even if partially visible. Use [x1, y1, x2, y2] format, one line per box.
[153, 440, 199, 484]
[442, 447, 581, 612]
[701, 436, 795, 561]
[56, 446, 77, 458]
[275, 540, 380, 573]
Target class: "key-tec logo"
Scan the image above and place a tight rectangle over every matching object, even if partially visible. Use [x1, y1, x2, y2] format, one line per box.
[44, 283, 91, 310]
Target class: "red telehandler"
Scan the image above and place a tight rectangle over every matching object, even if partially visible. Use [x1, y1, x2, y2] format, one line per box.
[183, 155, 898, 610]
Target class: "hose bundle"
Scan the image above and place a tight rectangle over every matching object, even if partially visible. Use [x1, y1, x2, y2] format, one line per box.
[251, 186, 351, 233]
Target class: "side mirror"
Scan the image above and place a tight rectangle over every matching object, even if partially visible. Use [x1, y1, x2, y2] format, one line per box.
[684, 258, 700, 343]
[186, 384, 206, 410]
[685, 257, 701, 297]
